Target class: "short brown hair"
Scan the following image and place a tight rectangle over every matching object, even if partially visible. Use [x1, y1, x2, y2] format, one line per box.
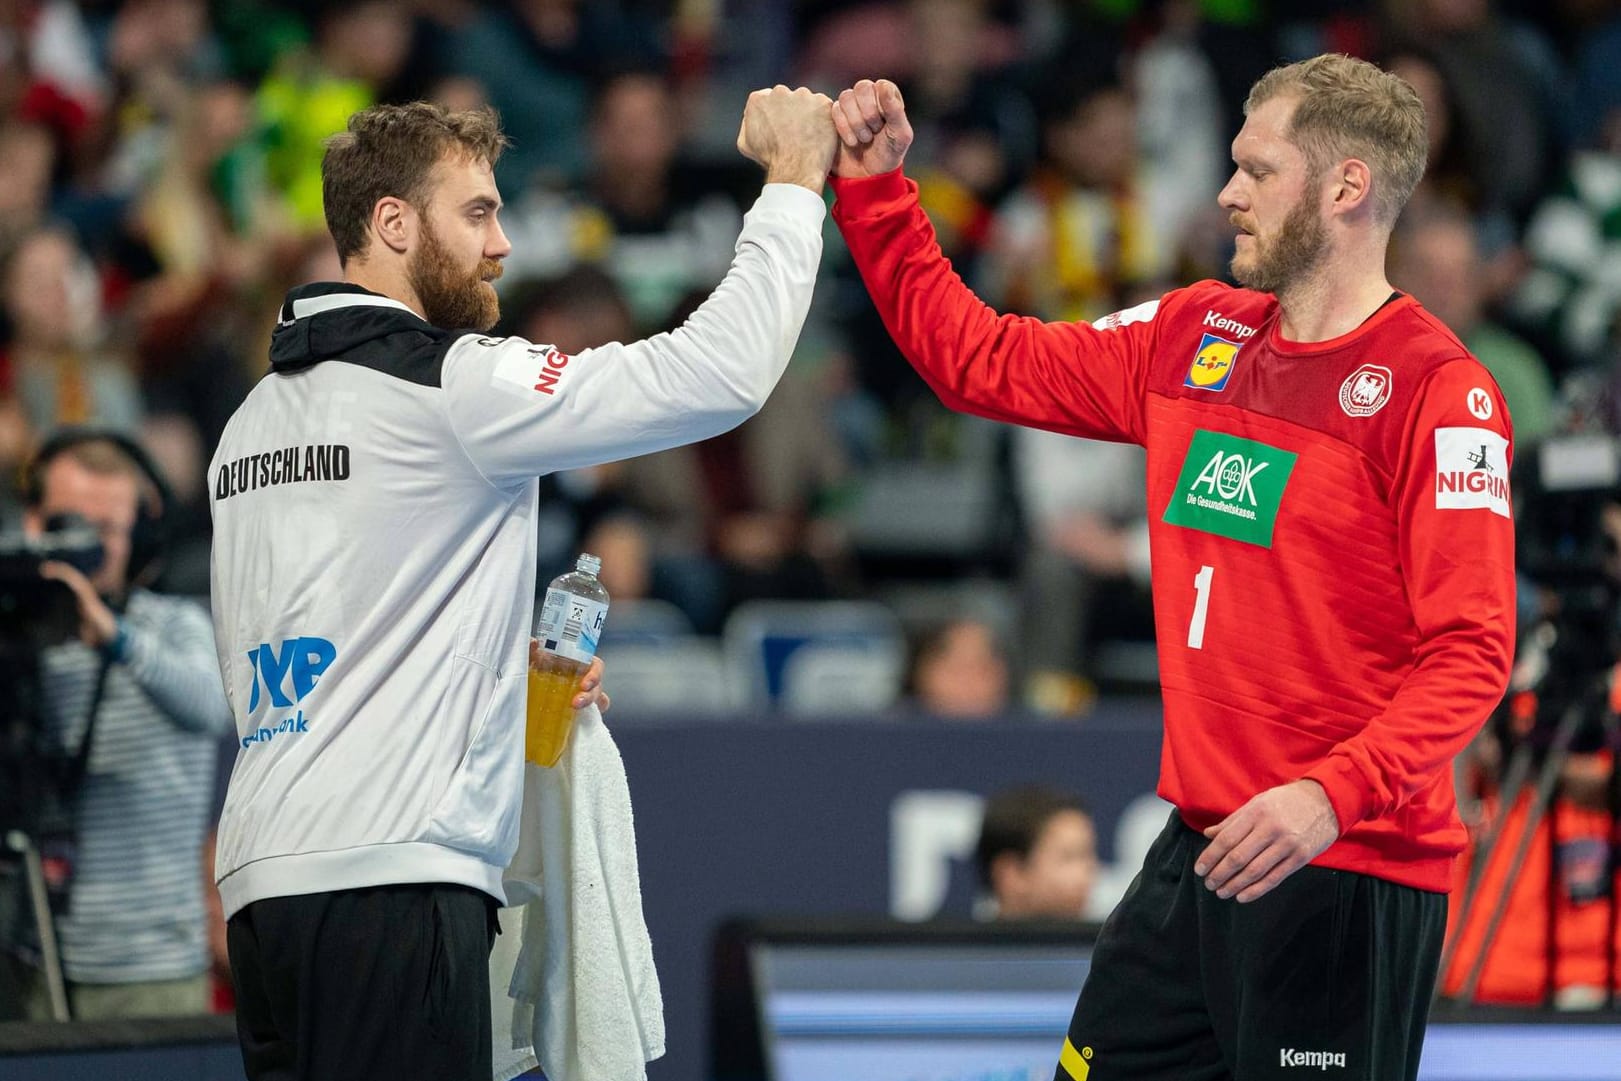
[1245, 54, 1426, 227]
[321, 102, 510, 264]
[974, 785, 1090, 890]
[27, 434, 161, 515]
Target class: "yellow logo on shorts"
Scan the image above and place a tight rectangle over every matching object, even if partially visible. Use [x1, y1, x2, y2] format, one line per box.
[1185, 333, 1240, 391]
[1059, 1038, 1093, 1080]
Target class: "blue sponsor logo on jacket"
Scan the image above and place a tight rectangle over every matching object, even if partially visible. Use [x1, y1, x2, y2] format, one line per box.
[242, 636, 336, 748]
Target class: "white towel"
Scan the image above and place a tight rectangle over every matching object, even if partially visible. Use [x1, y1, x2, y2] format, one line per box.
[490, 703, 666, 1081]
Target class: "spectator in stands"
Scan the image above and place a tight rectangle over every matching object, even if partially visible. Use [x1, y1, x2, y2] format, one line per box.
[799, 0, 1037, 279]
[1390, 208, 1557, 440]
[499, 69, 754, 330]
[503, 267, 723, 629]
[985, 71, 1171, 323]
[1, 429, 230, 1020]
[444, 0, 664, 191]
[1014, 432, 1154, 716]
[3, 226, 144, 436]
[256, 1, 414, 232]
[1382, 0, 1568, 224]
[906, 617, 1011, 720]
[0, 121, 55, 253]
[974, 785, 1099, 920]
[1383, 48, 1517, 265]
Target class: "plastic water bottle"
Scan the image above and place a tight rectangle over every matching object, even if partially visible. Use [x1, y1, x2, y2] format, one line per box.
[526, 553, 608, 767]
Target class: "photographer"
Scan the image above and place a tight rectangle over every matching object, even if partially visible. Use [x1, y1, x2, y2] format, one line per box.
[1443, 727, 1620, 1007]
[1, 428, 230, 1020]
[1441, 488, 1621, 1007]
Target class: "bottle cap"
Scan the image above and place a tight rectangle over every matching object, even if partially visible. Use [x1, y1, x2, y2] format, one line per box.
[576, 552, 602, 577]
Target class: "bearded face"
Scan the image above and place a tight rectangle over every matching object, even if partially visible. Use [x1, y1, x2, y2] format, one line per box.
[1229, 181, 1331, 295]
[408, 214, 503, 331]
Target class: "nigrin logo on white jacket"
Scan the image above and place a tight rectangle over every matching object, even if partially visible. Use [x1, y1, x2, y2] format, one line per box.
[208, 184, 826, 920]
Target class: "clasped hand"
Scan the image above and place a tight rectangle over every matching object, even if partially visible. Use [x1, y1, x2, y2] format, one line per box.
[735, 76, 918, 191]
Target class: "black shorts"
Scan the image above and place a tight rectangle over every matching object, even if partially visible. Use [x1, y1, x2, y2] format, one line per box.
[227, 883, 500, 1081]
[1057, 811, 1446, 1081]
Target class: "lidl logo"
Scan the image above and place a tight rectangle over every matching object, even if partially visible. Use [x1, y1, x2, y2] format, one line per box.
[1163, 430, 1297, 547]
[1185, 333, 1240, 391]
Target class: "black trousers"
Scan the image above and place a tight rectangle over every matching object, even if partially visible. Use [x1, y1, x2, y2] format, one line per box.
[227, 883, 500, 1081]
[1057, 811, 1446, 1081]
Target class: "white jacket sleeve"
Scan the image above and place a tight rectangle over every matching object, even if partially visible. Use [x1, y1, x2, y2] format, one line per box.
[441, 183, 826, 485]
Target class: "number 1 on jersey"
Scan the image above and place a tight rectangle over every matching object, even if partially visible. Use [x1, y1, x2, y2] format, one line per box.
[1187, 565, 1214, 649]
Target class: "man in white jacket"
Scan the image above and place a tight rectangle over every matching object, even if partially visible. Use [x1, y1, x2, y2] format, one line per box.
[209, 88, 835, 1080]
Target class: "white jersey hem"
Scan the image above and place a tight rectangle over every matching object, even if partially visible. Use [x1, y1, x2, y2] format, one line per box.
[217, 842, 507, 920]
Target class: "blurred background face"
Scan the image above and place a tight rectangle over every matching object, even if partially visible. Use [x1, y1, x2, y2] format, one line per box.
[995, 809, 1098, 919]
[4, 230, 97, 350]
[26, 456, 140, 595]
[322, 1, 412, 86]
[1047, 88, 1136, 189]
[1403, 0, 1489, 34]
[910, 0, 981, 81]
[1390, 218, 1482, 334]
[0, 124, 54, 225]
[522, 294, 635, 355]
[915, 620, 1009, 717]
[1385, 55, 1450, 170]
[186, 82, 253, 170]
[591, 74, 680, 180]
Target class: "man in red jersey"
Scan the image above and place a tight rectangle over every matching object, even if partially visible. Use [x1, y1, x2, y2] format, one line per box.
[827, 54, 1514, 1081]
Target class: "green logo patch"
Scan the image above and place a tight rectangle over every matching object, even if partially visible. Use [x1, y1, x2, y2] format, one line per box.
[1163, 430, 1296, 547]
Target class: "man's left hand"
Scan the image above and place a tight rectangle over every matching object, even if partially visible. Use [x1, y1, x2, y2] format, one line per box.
[1195, 779, 1340, 903]
[529, 641, 610, 714]
[39, 561, 118, 649]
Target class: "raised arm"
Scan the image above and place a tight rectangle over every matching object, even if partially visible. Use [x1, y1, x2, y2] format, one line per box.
[829, 78, 1156, 445]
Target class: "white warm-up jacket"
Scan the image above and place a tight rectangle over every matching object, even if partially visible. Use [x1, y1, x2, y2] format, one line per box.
[209, 184, 824, 919]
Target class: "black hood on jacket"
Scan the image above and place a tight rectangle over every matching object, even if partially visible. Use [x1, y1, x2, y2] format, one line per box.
[270, 282, 458, 388]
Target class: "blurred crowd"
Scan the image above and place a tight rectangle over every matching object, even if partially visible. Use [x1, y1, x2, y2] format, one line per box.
[4, 0, 1621, 717]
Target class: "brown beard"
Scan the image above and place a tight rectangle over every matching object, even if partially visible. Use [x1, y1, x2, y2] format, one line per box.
[409, 217, 502, 331]
[1230, 191, 1329, 295]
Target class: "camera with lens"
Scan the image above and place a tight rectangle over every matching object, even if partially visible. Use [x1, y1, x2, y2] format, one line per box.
[0, 516, 104, 855]
[0, 514, 105, 654]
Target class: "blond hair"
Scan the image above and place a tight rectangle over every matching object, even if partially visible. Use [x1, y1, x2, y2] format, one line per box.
[1245, 54, 1426, 227]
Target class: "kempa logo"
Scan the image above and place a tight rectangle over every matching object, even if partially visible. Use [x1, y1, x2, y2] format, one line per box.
[1163, 430, 1297, 547]
[1203, 309, 1257, 338]
[1280, 1049, 1346, 1070]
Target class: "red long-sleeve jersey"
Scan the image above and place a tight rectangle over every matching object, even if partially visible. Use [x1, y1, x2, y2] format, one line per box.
[833, 170, 1515, 891]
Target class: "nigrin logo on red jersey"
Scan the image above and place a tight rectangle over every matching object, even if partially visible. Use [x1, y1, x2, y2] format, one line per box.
[1435, 427, 1510, 518]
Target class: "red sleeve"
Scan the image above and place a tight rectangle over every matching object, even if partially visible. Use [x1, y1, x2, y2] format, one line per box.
[831, 169, 1155, 445]
[1304, 362, 1516, 829]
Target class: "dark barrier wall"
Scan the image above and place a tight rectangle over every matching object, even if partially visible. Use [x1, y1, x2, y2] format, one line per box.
[610, 704, 1166, 1081]
[0, 1016, 240, 1079]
